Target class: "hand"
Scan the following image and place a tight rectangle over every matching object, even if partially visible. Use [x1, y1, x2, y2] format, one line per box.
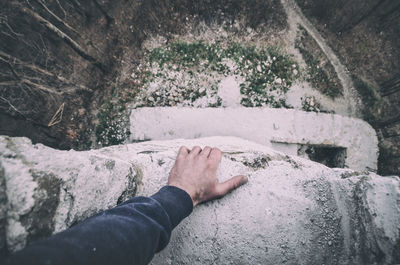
[168, 146, 248, 207]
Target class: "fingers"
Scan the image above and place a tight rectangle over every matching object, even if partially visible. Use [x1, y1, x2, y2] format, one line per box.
[188, 146, 202, 157]
[215, 175, 248, 197]
[180, 146, 216, 159]
[208, 148, 222, 169]
[209, 147, 222, 162]
[177, 146, 189, 159]
[200, 146, 212, 158]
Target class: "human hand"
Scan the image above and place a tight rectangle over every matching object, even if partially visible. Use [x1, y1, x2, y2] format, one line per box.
[168, 146, 248, 207]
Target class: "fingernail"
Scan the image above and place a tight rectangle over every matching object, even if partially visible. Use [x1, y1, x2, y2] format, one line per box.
[241, 176, 248, 185]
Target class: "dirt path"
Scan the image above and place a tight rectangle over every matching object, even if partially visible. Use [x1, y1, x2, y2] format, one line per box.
[281, 0, 363, 118]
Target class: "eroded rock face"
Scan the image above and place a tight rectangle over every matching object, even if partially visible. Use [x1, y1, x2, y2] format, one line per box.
[0, 136, 399, 264]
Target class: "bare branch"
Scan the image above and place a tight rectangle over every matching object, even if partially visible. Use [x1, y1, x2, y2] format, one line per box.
[19, 6, 105, 72]
[55, 0, 67, 19]
[1, 30, 17, 40]
[0, 16, 42, 52]
[0, 50, 52, 76]
[34, 0, 81, 36]
[0, 95, 48, 128]
[0, 50, 94, 93]
[48, 102, 64, 127]
[0, 56, 21, 80]
[21, 79, 63, 95]
[0, 17, 24, 37]
[0, 79, 61, 95]
[0, 96, 28, 117]
[69, 0, 86, 17]
[0, 81, 20, 86]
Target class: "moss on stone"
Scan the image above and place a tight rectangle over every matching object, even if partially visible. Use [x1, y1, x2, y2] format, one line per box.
[295, 26, 343, 99]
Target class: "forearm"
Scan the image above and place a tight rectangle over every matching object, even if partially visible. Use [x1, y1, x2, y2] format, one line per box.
[6, 186, 193, 265]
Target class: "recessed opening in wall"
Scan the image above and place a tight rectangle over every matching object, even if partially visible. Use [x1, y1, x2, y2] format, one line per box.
[298, 145, 347, 168]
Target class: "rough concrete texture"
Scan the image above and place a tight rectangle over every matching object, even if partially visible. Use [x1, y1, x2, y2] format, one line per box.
[129, 107, 378, 171]
[0, 136, 399, 264]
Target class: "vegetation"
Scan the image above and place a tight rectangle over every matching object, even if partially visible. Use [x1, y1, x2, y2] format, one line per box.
[94, 85, 138, 147]
[94, 41, 300, 146]
[295, 26, 343, 99]
[136, 41, 299, 108]
[95, 101, 130, 147]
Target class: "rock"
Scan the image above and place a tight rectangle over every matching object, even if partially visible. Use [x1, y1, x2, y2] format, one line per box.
[0, 136, 399, 264]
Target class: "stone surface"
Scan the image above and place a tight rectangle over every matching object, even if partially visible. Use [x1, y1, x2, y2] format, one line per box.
[0, 136, 399, 264]
[129, 107, 378, 171]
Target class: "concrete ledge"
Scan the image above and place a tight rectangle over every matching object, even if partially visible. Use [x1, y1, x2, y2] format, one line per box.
[1, 136, 399, 264]
[129, 107, 378, 171]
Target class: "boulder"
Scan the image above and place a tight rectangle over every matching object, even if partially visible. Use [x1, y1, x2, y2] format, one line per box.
[0, 136, 399, 264]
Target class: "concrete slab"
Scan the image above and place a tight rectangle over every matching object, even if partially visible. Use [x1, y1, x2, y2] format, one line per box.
[129, 107, 378, 171]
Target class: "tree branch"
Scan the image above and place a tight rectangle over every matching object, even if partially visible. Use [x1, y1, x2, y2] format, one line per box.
[21, 79, 63, 95]
[0, 79, 61, 95]
[0, 51, 93, 93]
[0, 96, 49, 128]
[0, 56, 21, 80]
[55, 0, 67, 19]
[19, 6, 105, 72]
[0, 18, 24, 37]
[34, 0, 80, 36]
[0, 96, 27, 117]
[48, 102, 64, 127]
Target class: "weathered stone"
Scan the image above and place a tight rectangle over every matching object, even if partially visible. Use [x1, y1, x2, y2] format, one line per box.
[0, 136, 399, 264]
[129, 107, 378, 171]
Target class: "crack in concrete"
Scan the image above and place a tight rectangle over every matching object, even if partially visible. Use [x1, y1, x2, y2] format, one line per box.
[210, 205, 220, 264]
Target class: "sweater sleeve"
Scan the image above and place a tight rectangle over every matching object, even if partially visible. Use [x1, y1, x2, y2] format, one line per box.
[6, 185, 193, 265]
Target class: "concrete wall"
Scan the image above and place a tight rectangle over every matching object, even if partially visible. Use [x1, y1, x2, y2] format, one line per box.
[1, 136, 398, 264]
[129, 107, 378, 171]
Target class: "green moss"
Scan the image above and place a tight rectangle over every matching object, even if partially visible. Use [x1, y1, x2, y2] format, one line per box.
[147, 41, 223, 67]
[295, 26, 343, 99]
[95, 101, 130, 147]
[144, 40, 299, 107]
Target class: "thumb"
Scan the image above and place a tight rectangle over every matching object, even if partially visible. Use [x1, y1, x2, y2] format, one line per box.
[215, 175, 248, 197]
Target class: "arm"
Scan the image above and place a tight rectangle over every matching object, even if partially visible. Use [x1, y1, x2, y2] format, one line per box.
[6, 146, 247, 265]
[7, 186, 192, 265]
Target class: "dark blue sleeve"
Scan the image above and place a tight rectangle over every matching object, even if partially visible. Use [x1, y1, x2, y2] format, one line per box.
[6, 186, 193, 265]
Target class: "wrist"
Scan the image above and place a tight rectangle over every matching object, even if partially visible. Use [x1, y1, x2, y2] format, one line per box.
[151, 186, 193, 227]
[168, 183, 197, 207]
